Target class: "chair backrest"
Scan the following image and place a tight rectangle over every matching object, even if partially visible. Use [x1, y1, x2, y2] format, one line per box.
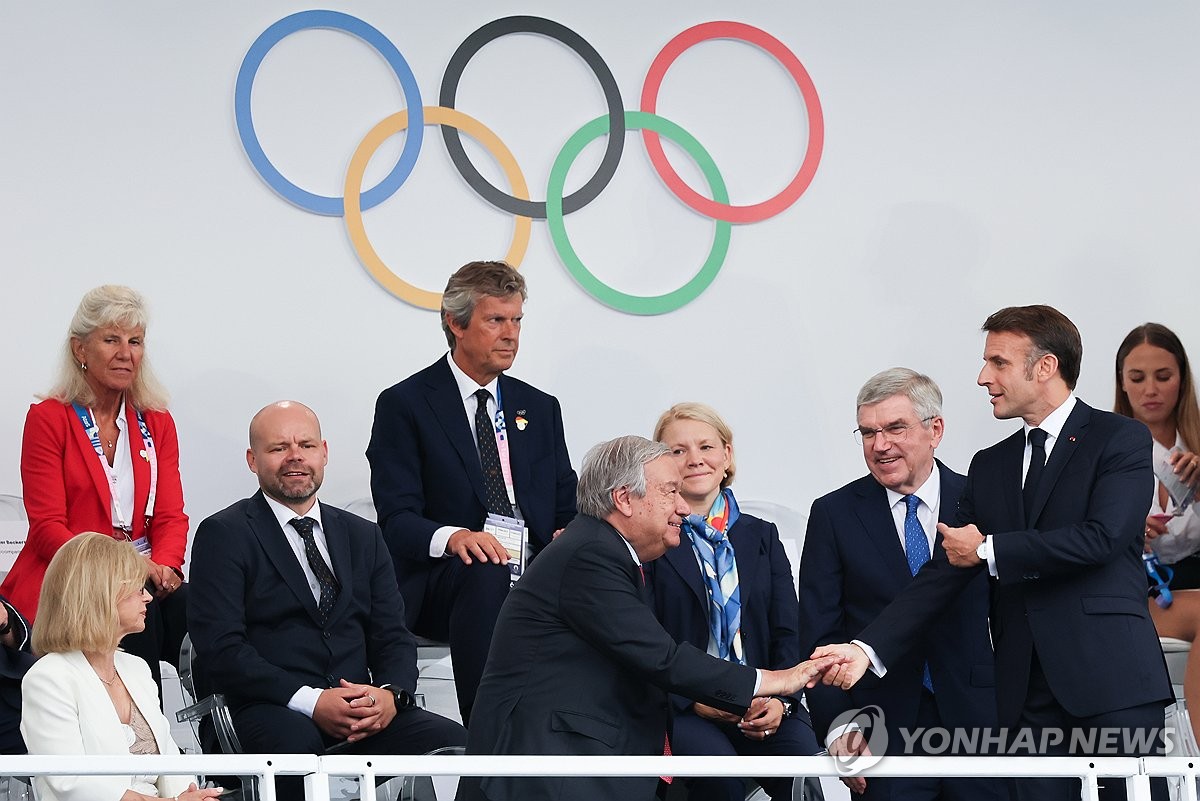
[399, 745, 467, 801]
[0, 495, 26, 521]
[342, 497, 378, 523]
[178, 633, 197, 703]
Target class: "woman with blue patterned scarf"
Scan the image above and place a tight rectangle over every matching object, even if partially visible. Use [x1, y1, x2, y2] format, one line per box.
[645, 402, 820, 801]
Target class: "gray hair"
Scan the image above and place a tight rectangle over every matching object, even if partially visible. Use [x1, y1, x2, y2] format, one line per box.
[856, 367, 943, 423]
[577, 435, 671, 518]
[45, 285, 169, 410]
[440, 261, 528, 350]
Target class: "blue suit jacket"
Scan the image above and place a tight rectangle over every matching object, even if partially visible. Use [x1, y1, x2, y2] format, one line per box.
[366, 357, 577, 618]
[646, 513, 801, 715]
[800, 461, 997, 742]
[860, 402, 1172, 725]
[187, 492, 419, 710]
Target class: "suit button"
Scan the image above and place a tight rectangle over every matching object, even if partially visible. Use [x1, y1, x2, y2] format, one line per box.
[326, 674, 336, 686]
[323, 631, 331, 639]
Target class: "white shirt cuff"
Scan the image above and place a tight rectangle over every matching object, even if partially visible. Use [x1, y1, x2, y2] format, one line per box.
[288, 686, 322, 717]
[753, 668, 762, 695]
[980, 535, 998, 578]
[852, 639, 887, 677]
[430, 526, 458, 558]
[826, 722, 862, 749]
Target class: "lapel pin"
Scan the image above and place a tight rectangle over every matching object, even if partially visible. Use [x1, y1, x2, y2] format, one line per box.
[1068, 436, 1076, 443]
[139, 449, 149, 461]
[515, 415, 528, 431]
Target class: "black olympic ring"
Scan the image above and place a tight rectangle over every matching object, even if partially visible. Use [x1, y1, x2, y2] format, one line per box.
[439, 15, 625, 219]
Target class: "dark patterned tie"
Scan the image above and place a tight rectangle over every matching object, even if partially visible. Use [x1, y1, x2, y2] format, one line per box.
[474, 389, 514, 516]
[291, 517, 340, 624]
[1024, 428, 1048, 525]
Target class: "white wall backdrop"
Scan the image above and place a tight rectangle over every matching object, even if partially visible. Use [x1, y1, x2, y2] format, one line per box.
[1, 1, 1198, 549]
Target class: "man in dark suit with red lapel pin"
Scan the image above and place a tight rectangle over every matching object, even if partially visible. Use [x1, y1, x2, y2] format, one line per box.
[368, 261, 577, 724]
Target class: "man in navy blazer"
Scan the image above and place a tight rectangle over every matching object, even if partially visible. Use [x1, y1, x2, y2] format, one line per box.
[368, 261, 577, 723]
[822, 308, 1173, 801]
[189, 401, 464, 790]
[801, 368, 997, 800]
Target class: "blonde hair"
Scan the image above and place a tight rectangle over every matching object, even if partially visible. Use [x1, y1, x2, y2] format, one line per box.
[45, 285, 170, 410]
[33, 533, 149, 656]
[653, 402, 737, 487]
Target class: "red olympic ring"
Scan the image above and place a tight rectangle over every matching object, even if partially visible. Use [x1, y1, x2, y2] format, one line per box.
[639, 21, 824, 224]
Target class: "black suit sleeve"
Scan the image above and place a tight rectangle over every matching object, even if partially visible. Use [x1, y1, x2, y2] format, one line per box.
[547, 396, 578, 535]
[188, 515, 309, 705]
[558, 540, 755, 714]
[360, 518, 420, 693]
[367, 387, 443, 561]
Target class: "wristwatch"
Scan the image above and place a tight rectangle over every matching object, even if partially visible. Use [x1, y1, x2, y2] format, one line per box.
[774, 696, 794, 718]
[379, 684, 416, 709]
[975, 537, 989, 562]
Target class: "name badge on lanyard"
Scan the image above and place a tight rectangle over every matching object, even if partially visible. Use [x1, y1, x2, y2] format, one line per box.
[72, 403, 159, 553]
[492, 385, 517, 508]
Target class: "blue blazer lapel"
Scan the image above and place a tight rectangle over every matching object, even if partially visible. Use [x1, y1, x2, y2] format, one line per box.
[854, 479, 910, 578]
[425, 359, 488, 509]
[728, 516, 761, 600]
[933, 460, 965, 556]
[247, 492, 323, 624]
[996, 429, 1027, 530]
[1029, 401, 1091, 526]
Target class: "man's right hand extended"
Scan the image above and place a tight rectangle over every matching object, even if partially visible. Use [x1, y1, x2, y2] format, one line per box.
[446, 529, 509, 565]
[758, 654, 845, 697]
[810, 643, 871, 689]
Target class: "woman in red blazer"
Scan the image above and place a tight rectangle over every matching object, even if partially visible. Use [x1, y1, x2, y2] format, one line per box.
[1, 285, 188, 689]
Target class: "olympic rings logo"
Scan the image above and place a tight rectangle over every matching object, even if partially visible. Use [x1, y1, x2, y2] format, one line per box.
[235, 10, 823, 315]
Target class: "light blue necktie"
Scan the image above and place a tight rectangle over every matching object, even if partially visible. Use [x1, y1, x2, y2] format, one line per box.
[903, 494, 934, 693]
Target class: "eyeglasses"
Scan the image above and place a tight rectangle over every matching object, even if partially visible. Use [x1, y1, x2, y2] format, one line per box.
[853, 417, 936, 445]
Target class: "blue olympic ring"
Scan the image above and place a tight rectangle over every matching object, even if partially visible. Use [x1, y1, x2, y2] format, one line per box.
[234, 9, 424, 216]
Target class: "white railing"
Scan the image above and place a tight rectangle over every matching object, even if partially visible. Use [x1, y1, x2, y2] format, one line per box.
[0, 754, 1197, 800]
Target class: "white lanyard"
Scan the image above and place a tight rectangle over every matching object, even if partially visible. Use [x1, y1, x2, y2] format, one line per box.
[72, 403, 159, 533]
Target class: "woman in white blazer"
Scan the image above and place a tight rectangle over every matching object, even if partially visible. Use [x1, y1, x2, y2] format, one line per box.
[21, 533, 221, 801]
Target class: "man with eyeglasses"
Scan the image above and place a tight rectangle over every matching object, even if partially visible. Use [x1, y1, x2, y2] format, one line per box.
[817, 306, 1172, 801]
[800, 367, 998, 800]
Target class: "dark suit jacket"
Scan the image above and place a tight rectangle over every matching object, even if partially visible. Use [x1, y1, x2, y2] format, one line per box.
[0, 596, 33, 754]
[800, 461, 996, 746]
[367, 357, 577, 617]
[646, 512, 801, 716]
[461, 514, 756, 801]
[860, 402, 1172, 725]
[187, 492, 418, 710]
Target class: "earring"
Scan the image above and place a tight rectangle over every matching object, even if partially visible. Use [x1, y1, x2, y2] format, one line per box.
[79, 362, 87, 371]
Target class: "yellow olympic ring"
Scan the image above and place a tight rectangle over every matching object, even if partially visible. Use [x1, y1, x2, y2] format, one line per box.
[343, 106, 532, 310]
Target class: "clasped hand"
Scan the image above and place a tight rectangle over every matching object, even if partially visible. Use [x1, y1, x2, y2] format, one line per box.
[313, 679, 396, 742]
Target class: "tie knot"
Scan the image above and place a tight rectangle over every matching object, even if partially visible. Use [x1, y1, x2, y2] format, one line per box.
[474, 388, 492, 406]
[904, 494, 920, 514]
[291, 517, 316, 538]
[1028, 428, 1048, 448]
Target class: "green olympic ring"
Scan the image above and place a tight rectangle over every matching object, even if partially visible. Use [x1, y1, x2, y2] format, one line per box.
[547, 110, 731, 315]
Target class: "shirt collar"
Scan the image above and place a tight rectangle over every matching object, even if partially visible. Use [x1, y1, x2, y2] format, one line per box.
[1025, 393, 1077, 441]
[445, 351, 500, 405]
[884, 460, 942, 511]
[261, 492, 323, 532]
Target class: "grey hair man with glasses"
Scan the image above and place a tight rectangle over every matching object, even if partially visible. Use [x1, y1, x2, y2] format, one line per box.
[799, 368, 999, 800]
